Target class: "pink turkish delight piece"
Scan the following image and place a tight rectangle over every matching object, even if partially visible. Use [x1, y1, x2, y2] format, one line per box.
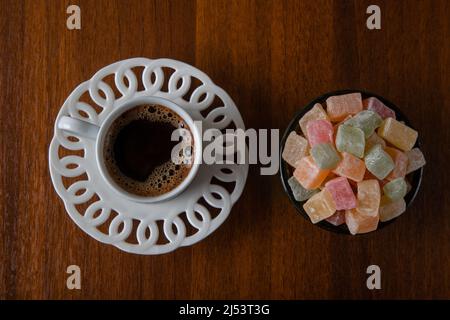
[306, 119, 334, 147]
[299, 103, 329, 138]
[363, 97, 396, 119]
[325, 176, 357, 210]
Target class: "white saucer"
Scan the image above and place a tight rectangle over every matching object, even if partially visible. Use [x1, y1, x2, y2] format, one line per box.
[49, 58, 248, 255]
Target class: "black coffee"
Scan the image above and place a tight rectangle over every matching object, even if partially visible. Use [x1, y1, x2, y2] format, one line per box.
[104, 104, 193, 197]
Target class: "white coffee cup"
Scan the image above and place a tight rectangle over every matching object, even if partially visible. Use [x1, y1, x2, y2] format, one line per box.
[57, 96, 202, 203]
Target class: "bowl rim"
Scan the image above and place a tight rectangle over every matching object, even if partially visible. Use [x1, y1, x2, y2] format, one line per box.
[279, 89, 424, 235]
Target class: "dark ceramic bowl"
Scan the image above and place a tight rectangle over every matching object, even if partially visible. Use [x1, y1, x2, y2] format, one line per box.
[279, 89, 423, 234]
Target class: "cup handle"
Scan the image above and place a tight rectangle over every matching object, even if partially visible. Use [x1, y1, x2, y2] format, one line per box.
[57, 116, 100, 140]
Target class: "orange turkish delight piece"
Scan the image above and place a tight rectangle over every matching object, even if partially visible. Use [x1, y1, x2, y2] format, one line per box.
[303, 189, 336, 224]
[282, 131, 309, 168]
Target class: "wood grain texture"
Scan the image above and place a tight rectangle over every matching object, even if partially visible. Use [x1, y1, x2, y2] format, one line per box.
[0, 0, 449, 299]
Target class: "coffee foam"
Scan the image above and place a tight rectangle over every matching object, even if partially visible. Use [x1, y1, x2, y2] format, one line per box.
[104, 104, 193, 197]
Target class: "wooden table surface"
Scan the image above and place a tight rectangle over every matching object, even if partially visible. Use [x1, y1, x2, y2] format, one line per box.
[1, 0, 449, 300]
